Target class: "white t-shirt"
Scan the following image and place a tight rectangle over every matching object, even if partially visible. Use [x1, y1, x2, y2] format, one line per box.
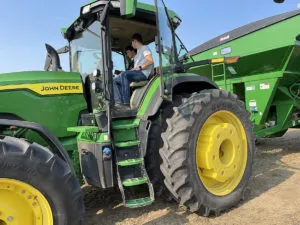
[134, 45, 154, 78]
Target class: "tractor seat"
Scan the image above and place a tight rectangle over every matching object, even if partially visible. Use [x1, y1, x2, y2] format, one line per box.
[130, 80, 148, 88]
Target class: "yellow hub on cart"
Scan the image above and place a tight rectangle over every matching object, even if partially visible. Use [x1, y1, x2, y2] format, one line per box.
[196, 110, 248, 196]
[0, 179, 53, 225]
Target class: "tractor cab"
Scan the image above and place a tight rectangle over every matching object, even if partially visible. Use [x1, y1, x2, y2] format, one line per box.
[46, 0, 188, 115]
[0, 0, 258, 220]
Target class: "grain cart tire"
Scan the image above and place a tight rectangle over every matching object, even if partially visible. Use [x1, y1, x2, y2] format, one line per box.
[0, 136, 84, 225]
[159, 89, 254, 216]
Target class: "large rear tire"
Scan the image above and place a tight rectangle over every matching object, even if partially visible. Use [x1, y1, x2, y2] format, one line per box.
[0, 136, 84, 225]
[159, 90, 254, 216]
[145, 95, 186, 197]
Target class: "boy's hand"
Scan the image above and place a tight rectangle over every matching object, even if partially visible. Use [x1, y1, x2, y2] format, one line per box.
[131, 67, 140, 71]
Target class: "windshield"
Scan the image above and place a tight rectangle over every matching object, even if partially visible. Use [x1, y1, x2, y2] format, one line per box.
[70, 21, 102, 75]
[175, 34, 190, 60]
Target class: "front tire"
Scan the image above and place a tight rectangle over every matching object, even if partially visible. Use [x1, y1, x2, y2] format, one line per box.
[0, 136, 84, 225]
[159, 90, 254, 216]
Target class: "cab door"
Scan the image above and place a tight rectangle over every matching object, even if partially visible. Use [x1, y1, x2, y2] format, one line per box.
[155, 0, 177, 101]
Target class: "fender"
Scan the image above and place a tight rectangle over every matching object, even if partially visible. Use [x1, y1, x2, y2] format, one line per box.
[137, 74, 218, 119]
[173, 73, 218, 90]
[0, 119, 75, 174]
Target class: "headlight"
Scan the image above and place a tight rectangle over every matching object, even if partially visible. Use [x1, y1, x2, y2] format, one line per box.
[82, 5, 91, 14]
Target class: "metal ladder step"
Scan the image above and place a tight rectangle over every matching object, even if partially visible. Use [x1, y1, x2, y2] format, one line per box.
[125, 197, 153, 208]
[117, 158, 144, 166]
[115, 140, 140, 148]
[122, 177, 148, 187]
[213, 74, 225, 78]
[112, 119, 140, 130]
[67, 126, 99, 133]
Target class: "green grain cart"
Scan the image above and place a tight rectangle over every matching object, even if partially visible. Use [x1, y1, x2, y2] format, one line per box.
[187, 10, 300, 138]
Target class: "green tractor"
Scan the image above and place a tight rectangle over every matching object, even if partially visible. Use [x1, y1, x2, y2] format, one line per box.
[0, 0, 255, 224]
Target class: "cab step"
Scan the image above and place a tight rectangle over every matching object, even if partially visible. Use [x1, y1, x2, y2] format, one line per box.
[115, 140, 140, 148]
[125, 197, 153, 208]
[112, 119, 140, 130]
[122, 177, 148, 187]
[117, 158, 144, 166]
[67, 126, 99, 133]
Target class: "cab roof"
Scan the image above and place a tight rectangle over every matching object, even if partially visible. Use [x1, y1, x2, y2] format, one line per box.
[61, 0, 181, 40]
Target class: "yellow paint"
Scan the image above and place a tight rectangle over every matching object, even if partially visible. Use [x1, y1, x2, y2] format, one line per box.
[211, 58, 225, 63]
[196, 111, 247, 196]
[0, 178, 53, 225]
[0, 83, 83, 96]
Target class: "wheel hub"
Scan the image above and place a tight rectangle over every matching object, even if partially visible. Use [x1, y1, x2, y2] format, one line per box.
[0, 179, 53, 225]
[197, 123, 241, 182]
[196, 111, 247, 196]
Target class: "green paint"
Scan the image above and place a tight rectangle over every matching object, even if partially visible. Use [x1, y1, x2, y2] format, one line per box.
[65, 1, 180, 39]
[137, 77, 160, 116]
[68, 126, 99, 133]
[0, 91, 86, 138]
[0, 71, 82, 85]
[61, 28, 67, 34]
[78, 132, 110, 143]
[68, 126, 110, 143]
[112, 119, 140, 130]
[59, 136, 83, 183]
[123, 0, 137, 17]
[188, 12, 300, 138]
[125, 197, 153, 208]
[115, 140, 140, 148]
[113, 128, 137, 143]
[122, 177, 148, 186]
[112, 119, 139, 142]
[118, 158, 144, 166]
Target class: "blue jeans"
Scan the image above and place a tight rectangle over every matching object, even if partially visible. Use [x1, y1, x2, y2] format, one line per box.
[113, 70, 147, 105]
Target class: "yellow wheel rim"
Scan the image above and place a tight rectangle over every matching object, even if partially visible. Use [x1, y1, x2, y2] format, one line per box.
[196, 110, 247, 196]
[0, 179, 53, 225]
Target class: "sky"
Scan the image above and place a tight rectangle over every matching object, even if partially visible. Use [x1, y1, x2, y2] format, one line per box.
[0, 0, 299, 73]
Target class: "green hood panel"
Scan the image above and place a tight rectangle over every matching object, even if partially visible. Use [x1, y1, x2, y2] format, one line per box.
[0, 71, 82, 85]
[0, 70, 87, 138]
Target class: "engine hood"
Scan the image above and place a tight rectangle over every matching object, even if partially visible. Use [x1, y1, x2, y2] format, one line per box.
[0, 71, 83, 96]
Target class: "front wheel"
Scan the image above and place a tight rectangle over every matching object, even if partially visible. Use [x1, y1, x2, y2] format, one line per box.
[159, 90, 254, 216]
[0, 136, 84, 225]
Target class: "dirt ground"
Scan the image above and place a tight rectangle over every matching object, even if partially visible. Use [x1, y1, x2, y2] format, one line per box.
[83, 129, 300, 225]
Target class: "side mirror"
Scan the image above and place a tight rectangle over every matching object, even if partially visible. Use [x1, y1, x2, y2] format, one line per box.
[274, 0, 284, 3]
[120, 0, 137, 17]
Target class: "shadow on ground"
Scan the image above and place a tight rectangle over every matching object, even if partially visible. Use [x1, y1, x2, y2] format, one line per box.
[82, 129, 300, 224]
[82, 185, 190, 225]
[233, 129, 300, 210]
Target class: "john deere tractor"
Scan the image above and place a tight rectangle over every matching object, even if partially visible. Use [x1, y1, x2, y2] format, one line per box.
[0, 0, 255, 224]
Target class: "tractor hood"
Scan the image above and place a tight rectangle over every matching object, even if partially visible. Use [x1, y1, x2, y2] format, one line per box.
[0, 71, 83, 96]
